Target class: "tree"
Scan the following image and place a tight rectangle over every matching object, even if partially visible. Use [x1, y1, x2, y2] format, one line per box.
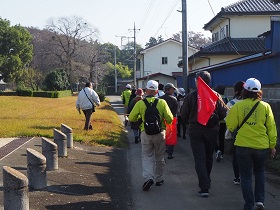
[27, 27, 61, 75]
[102, 61, 132, 90]
[145, 36, 160, 48]
[172, 31, 211, 48]
[17, 68, 43, 91]
[45, 16, 98, 84]
[0, 18, 33, 83]
[144, 36, 165, 48]
[43, 69, 70, 91]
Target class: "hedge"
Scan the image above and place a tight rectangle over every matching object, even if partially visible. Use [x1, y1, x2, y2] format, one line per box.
[0, 90, 72, 98]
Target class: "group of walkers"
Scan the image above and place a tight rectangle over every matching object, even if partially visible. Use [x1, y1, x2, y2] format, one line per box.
[74, 74, 277, 210]
[124, 70, 277, 210]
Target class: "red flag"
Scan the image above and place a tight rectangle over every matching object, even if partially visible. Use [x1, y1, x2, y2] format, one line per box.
[197, 76, 219, 125]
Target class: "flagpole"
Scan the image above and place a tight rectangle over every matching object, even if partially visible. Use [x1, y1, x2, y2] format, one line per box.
[218, 97, 230, 111]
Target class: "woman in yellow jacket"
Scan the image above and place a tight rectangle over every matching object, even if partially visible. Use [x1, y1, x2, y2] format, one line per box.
[226, 78, 277, 210]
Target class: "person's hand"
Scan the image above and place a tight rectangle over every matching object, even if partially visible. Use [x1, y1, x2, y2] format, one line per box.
[271, 148, 276, 159]
[77, 108, 81, 114]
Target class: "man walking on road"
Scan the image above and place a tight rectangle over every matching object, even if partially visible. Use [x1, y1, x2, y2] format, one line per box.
[181, 71, 227, 197]
[121, 84, 132, 126]
[76, 82, 100, 130]
[159, 83, 178, 159]
[129, 80, 173, 191]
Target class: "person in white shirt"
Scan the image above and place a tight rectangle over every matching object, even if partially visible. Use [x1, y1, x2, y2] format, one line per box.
[156, 83, 165, 97]
[76, 82, 100, 130]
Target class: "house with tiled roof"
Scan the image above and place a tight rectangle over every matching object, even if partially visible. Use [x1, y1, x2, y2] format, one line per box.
[137, 38, 198, 89]
[188, 0, 280, 72]
[186, 16, 280, 99]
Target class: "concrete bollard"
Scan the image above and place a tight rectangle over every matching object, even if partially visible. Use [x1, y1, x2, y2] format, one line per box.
[27, 148, 47, 190]
[61, 123, 73, 148]
[42, 137, 58, 171]
[3, 166, 29, 210]
[53, 128, 67, 157]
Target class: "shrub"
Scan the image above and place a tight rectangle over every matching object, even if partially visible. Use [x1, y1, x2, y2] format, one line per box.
[16, 88, 33, 96]
[97, 91, 106, 102]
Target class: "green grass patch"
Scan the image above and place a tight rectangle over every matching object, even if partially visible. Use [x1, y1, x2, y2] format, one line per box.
[0, 96, 128, 148]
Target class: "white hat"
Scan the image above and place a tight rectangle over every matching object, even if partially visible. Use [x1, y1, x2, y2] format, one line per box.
[126, 84, 131, 89]
[177, 88, 185, 96]
[244, 78, 261, 92]
[146, 80, 158, 90]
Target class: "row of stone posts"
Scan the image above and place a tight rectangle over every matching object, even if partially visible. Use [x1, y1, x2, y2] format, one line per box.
[3, 123, 73, 210]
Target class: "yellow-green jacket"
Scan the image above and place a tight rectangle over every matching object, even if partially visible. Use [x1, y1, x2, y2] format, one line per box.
[226, 98, 277, 149]
[121, 89, 131, 106]
[129, 97, 173, 132]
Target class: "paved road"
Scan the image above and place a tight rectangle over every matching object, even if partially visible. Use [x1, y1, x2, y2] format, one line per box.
[109, 95, 280, 210]
[0, 95, 279, 210]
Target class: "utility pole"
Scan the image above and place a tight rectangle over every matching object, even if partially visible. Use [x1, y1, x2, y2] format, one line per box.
[182, 0, 188, 92]
[114, 44, 117, 93]
[129, 23, 140, 88]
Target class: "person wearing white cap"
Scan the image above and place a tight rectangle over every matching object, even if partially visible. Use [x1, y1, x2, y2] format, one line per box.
[129, 80, 173, 191]
[121, 84, 132, 126]
[226, 78, 277, 210]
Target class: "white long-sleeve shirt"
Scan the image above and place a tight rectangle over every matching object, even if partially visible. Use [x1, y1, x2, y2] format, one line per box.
[76, 87, 100, 110]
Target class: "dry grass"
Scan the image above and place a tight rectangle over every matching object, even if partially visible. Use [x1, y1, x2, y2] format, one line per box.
[0, 96, 128, 148]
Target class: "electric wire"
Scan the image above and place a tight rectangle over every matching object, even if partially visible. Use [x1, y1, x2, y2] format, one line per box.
[153, 0, 180, 38]
[207, 0, 241, 55]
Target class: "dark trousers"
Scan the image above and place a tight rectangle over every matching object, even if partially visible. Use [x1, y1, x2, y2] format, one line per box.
[177, 116, 187, 136]
[189, 129, 218, 190]
[215, 122, 226, 154]
[166, 145, 174, 156]
[82, 109, 93, 130]
[236, 147, 268, 210]
[232, 146, 240, 179]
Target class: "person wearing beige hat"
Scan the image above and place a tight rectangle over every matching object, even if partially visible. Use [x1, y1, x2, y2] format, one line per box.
[226, 78, 277, 210]
[129, 80, 173, 191]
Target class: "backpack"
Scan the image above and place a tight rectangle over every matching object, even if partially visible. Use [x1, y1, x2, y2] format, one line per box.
[143, 98, 161, 135]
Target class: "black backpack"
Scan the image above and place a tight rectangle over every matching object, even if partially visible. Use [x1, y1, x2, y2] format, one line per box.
[143, 98, 161, 135]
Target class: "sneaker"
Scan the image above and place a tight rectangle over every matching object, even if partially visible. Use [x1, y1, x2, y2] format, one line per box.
[156, 180, 164, 186]
[198, 189, 209, 197]
[167, 155, 174, 159]
[255, 202, 265, 209]
[142, 179, 154, 191]
[233, 178, 241, 185]
[216, 150, 222, 162]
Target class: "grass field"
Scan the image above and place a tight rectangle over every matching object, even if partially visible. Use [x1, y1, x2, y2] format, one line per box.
[0, 96, 128, 148]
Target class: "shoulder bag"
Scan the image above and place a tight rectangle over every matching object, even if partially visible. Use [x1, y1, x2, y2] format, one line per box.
[229, 101, 259, 153]
[83, 88, 95, 112]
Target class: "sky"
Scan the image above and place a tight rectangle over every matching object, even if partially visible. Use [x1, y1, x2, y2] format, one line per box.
[0, 0, 238, 47]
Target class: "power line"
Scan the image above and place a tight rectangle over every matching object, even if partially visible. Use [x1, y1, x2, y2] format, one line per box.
[207, 0, 240, 55]
[153, 0, 180, 38]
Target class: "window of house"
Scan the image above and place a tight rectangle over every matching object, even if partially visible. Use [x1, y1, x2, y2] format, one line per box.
[220, 25, 229, 39]
[162, 57, 168, 65]
[212, 32, 219, 42]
